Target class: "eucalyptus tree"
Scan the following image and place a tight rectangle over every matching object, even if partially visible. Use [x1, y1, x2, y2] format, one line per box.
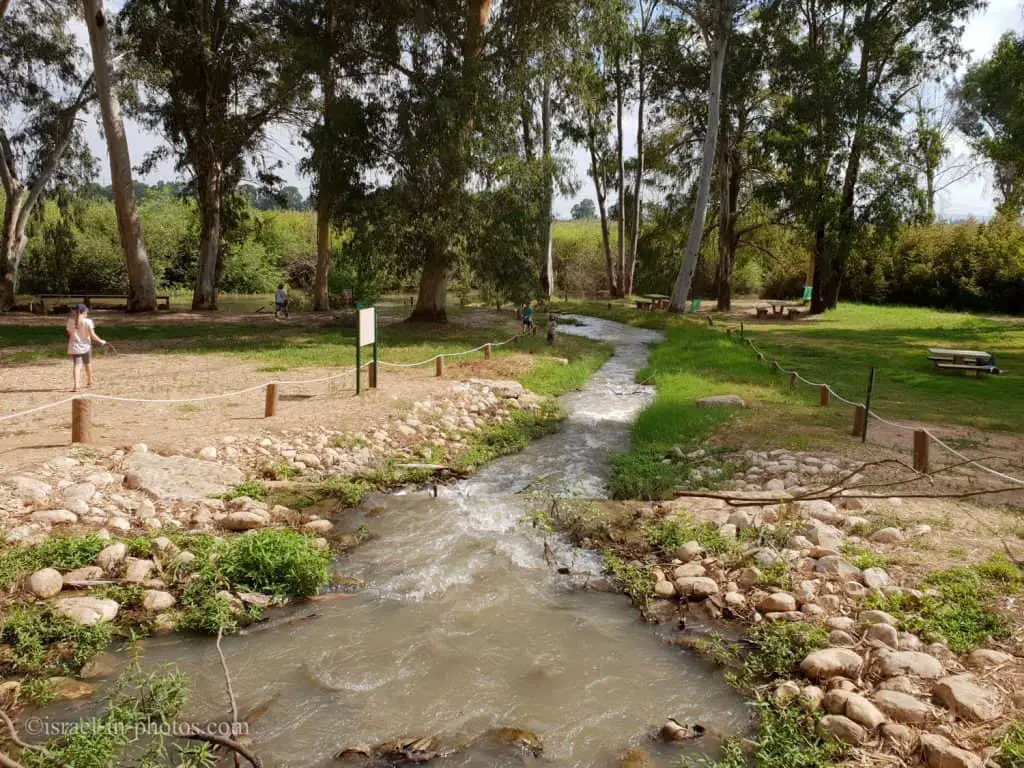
[82, 0, 156, 311]
[1, 0, 95, 310]
[765, 0, 981, 313]
[957, 33, 1024, 218]
[119, 0, 311, 310]
[664, 0, 738, 312]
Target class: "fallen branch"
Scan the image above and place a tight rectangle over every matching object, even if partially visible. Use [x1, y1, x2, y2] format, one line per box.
[181, 727, 262, 768]
[215, 627, 242, 768]
[0, 710, 72, 768]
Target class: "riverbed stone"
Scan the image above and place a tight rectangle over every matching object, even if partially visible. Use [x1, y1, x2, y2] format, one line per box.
[800, 685, 824, 712]
[865, 623, 899, 649]
[673, 562, 706, 579]
[675, 541, 703, 563]
[965, 649, 1013, 669]
[828, 630, 857, 647]
[797, 500, 844, 526]
[859, 609, 897, 626]
[825, 616, 856, 632]
[880, 722, 916, 752]
[724, 591, 745, 608]
[815, 556, 861, 580]
[123, 448, 244, 502]
[221, 511, 267, 531]
[25, 568, 63, 598]
[862, 567, 891, 590]
[654, 580, 676, 598]
[843, 693, 886, 729]
[823, 689, 852, 714]
[933, 674, 1001, 722]
[96, 542, 127, 572]
[843, 581, 869, 599]
[759, 592, 797, 613]
[124, 558, 155, 583]
[876, 651, 944, 679]
[142, 590, 175, 612]
[872, 690, 932, 724]
[29, 509, 78, 525]
[78, 652, 118, 680]
[774, 681, 801, 705]
[54, 597, 119, 626]
[817, 715, 865, 745]
[801, 648, 863, 681]
[62, 482, 96, 503]
[696, 395, 745, 408]
[9, 476, 50, 502]
[921, 733, 983, 768]
[870, 527, 904, 544]
[674, 577, 719, 599]
[63, 566, 104, 584]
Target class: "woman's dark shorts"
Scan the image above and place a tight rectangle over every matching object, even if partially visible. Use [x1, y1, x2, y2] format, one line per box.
[71, 351, 91, 364]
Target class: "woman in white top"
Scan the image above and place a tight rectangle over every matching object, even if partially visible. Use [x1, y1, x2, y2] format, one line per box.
[66, 304, 107, 392]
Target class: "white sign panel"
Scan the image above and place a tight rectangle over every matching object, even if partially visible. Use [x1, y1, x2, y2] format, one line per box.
[358, 307, 376, 347]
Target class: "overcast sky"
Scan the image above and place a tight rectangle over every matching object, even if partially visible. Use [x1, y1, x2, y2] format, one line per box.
[82, 0, 1024, 220]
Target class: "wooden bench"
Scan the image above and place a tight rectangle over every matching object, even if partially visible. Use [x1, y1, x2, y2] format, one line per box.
[756, 307, 769, 319]
[635, 300, 653, 311]
[935, 363, 1000, 377]
[34, 294, 171, 314]
[927, 347, 1002, 376]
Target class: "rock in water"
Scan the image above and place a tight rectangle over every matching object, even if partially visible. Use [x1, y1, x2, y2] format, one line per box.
[122, 448, 244, 502]
[696, 395, 745, 408]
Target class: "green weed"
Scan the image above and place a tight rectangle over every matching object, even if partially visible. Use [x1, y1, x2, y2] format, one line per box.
[603, 551, 652, 609]
[0, 606, 113, 678]
[221, 481, 269, 501]
[756, 561, 794, 591]
[20, 677, 59, 707]
[0, 534, 108, 588]
[998, 722, 1024, 768]
[642, 516, 738, 556]
[455, 405, 562, 471]
[841, 543, 887, 571]
[218, 529, 330, 598]
[864, 554, 1022, 652]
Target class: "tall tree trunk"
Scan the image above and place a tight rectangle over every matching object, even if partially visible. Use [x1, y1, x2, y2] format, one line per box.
[669, 27, 729, 312]
[541, 79, 554, 299]
[312, 7, 337, 312]
[924, 164, 936, 223]
[193, 165, 222, 310]
[628, 36, 647, 298]
[83, 0, 156, 312]
[587, 120, 617, 296]
[0, 195, 26, 311]
[614, 53, 626, 298]
[410, 236, 448, 322]
[715, 134, 731, 311]
[809, 219, 828, 314]
[410, 0, 491, 322]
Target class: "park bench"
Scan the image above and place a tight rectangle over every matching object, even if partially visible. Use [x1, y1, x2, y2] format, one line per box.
[34, 293, 171, 315]
[927, 347, 1002, 376]
[635, 299, 653, 311]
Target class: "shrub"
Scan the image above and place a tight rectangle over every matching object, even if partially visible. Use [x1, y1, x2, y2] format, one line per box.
[217, 529, 330, 598]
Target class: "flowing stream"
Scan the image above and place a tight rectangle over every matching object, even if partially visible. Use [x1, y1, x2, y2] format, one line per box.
[54, 316, 748, 766]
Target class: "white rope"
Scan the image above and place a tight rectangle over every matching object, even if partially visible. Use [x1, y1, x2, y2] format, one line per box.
[734, 328, 1024, 486]
[0, 398, 78, 423]
[0, 335, 519, 423]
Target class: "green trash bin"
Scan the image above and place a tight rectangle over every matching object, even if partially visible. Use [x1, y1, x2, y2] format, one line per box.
[802, 285, 813, 303]
[689, 298, 701, 313]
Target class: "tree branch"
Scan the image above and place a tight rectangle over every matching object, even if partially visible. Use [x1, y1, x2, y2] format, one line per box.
[0, 710, 73, 768]
[16, 76, 96, 235]
[181, 728, 263, 768]
[215, 626, 242, 768]
[0, 129, 17, 196]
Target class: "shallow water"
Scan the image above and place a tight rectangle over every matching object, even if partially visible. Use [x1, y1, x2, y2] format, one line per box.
[53, 316, 748, 766]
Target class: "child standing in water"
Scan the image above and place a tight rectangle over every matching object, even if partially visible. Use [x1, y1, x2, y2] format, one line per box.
[66, 304, 106, 392]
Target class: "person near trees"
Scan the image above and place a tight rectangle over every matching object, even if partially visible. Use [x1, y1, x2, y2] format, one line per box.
[66, 304, 107, 392]
[521, 303, 536, 335]
[275, 283, 289, 319]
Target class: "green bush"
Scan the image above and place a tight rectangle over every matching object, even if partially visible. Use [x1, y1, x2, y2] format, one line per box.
[217, 529, 330, 598]
[0, 606, 113, 676]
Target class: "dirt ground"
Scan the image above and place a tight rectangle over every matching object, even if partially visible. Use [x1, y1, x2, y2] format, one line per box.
[0, 345, 535, 474]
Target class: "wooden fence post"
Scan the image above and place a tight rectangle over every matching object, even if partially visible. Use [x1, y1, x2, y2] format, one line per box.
[913, 430, 929, 473]
[71, 398, 91, 443]
[484, 344, 492, 360]
[852, 405, 866, 437]
[368, 361, 377, 389]
[265, 384, 278, 418]
[819, 385, 830, 406]
[435, 356, 444, 377]
[789, 372, 797, 390]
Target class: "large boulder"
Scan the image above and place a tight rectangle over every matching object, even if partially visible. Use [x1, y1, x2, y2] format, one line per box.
[932, 675, 1001, 722]
[872, 690, 932, 725]
[759, 593, 797, 613]
[800, 648, 863, 681]
[122, 447, 244, 502]
[876, 651, 944, 680]
[696, 395, 745, 408]
[95, 542, 127, 572]
[9, 476, 51, 503]
[54, 597, 119, 626]
[25, 568, 63, 598]
[920, 733, 983, 768]
[673, 577, 719, 599]
[142, 590, 175, 612]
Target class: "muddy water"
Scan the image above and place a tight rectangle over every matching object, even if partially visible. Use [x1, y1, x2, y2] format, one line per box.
[98, 317, 748, 765]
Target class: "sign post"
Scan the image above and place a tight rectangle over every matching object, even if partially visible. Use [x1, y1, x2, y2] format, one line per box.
[356, 305, 377, 395]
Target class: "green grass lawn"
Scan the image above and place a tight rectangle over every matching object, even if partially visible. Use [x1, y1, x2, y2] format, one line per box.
[554, 300, 1024, 499]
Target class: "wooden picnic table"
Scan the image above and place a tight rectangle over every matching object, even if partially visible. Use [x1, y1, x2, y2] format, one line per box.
[34, 293, 171, 315]
[644, 293, 671, 310]
[927, 347, 999, 376]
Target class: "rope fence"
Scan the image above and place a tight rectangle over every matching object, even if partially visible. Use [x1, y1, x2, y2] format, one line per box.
[0, 332, 524, 442]
[726, 325, 1024, 487]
